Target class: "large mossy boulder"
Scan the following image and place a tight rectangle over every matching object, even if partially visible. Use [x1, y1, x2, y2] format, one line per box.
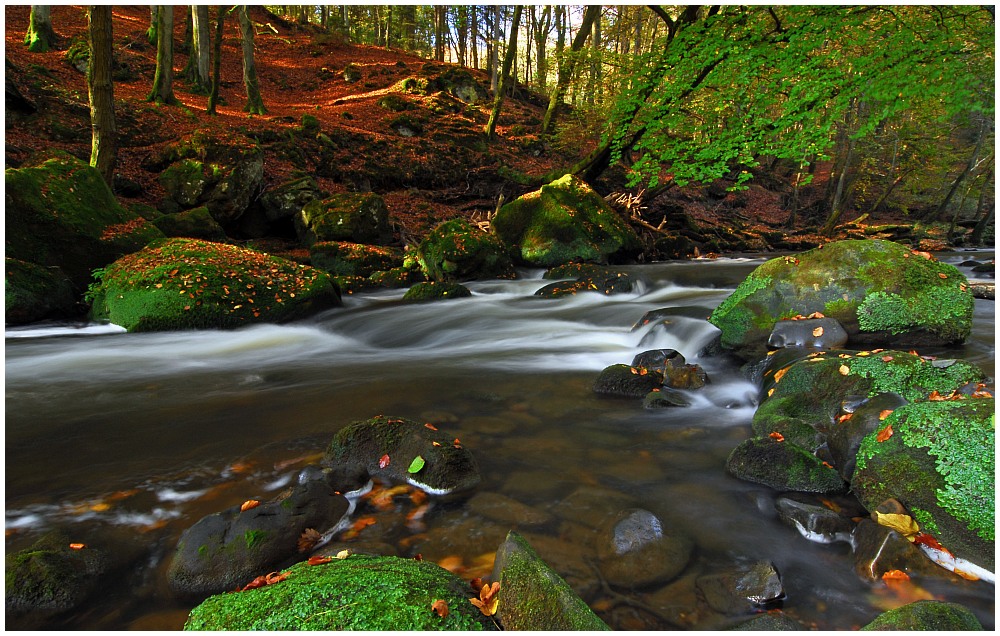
[403, 281, 472, 301]
[5, 257, 78, 324]
[708, 240, 974, 361]
[151, 206, 227, 241]
[491, 174, 641, 267]
[184, 555, 496, 630]
[5, 532, 109, 617]
[5, 153, 164, 290]
[309, 241, 404, 277]
[415, 218, 515, 282]
[852, 398, 995, 570]
[295, 192, 392, 246]
[860, 600, 983, 630]
[322, 415, 481, 496]
[726, 437, 847, 494]
[87, 238, 341, 332]
[168, 480, 350, 596]
[260, 175, 324, 222]
[491, 531, 610, 630]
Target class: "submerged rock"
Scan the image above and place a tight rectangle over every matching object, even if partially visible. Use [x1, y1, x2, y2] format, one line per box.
[774, 494, 854, 544]
[596, 509, 693, 589]
[860, 600, 983, 630]
[184, 555, 495, 630]
[729, 612, 804, 630]
[696, 560, 784, 614]
[534, 271, 634, 297]
[851, 519, 949, 581]
[643, 388, 691, 408]
[403, 281, 472, 301]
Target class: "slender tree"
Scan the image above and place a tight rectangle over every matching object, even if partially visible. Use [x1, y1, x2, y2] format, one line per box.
[541, 5, 601, 136]
[147, 5, 178, 104]
[189, 5, 212, 92]
[485, 5, 522, 139]
[238, 6, 266, 115]
[207, 5, 225, 115]
[87, 5, 116, 186]
[25, 5, 57, 52]
[490, 5, 501, 92]
[146, 6, 159, 45]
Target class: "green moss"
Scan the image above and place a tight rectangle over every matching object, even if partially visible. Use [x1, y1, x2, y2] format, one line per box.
[857, 287, 973, 341]
[844, 353, 983, 401]
[415, 218, 515, 282]
[197, 545, 209, 558]
[244, 530, 269, 550]
[708, 272, 771, 349]
[860, 600, 983, 630]
[911, 507, 940, 536]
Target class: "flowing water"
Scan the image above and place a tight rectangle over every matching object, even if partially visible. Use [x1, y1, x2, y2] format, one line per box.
[5, 254, 995, 630]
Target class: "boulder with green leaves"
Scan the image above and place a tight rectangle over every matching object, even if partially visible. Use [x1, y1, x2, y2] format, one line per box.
[708, 240, 974, 361]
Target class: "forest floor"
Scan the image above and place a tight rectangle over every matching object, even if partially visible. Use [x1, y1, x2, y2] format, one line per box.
[4, 5, 968, 257]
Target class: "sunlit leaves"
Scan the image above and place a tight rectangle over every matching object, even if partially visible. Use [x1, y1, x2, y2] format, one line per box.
[240, 499, 260, 512]
[236, 570, 289, 592]
[875, 511, 920, 541]
[469, 582, 500, 616]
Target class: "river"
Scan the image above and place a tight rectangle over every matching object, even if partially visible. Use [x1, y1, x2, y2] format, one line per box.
[5, 254, 995, 630]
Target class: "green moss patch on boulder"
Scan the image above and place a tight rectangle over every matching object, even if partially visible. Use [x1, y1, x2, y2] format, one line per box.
[725, 437, 847, 494]
[491, 174, 641, 267]
[593, 364, 664, 399]
[415, 218, 515, 282]
[491, 531, 610, 631]
[152, 206, 227, 241]
[403, 281, 472, 301]
[5, 531, 109, 616]
[860, 600, 983, 631]
[708, 240, 974, 361]
[852, 398, 994, 569]
[184, 555, 495, 630]
[5, 152, 165, 290]
[5, 257, 78, 325]
[309, 241, 403, 277]
[87, 238, 341, 332]
[296, 192, 392, 246]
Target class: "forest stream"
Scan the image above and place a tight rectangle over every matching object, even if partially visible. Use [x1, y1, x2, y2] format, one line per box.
[5, 254, 995, 630]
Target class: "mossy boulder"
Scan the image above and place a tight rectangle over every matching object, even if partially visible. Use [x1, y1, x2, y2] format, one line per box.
[5, 153, 165, 290]
[593, 363, 663, 398]
[260, 176, 324, 222]
[708, 240, 974, 361]
[295, 192, 392, 246]
[87, 238, 341, 332]
[534, 271, 635, 297]
[725, 437, 847, 494]
[491, 174, 641, 267]
[415, 218, 515, 282]
[184, 555, 495, 630]
[491, 531, 610, 630]
[852, 398, 995, 570]
[403, 281, 472, 301]
[322, 415, 481, 496]
[152, 206, 227, 241]
[310, 241, 404, 277]
[368, 264, 426, 289]
[418, 64, 490, 104]
[5, 531, 109, 616]
[168, 479, 350, 596]
[860, 600, 983, 630]
[5, 257, 78, 325]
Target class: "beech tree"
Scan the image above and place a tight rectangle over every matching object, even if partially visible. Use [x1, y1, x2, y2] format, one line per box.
[147, 5, 177, 104]
[238, 6, 266, 115]
[87, 5, 116, 186]
[25, 5, 57, 52]
[541, 5, 601, 136]
[185, 5, 211, 93]
[485, 5, 522, 139]
[207, 5, 225, 115]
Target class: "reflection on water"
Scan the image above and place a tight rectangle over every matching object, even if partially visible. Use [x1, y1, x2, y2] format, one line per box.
[5, 257, 995, 630]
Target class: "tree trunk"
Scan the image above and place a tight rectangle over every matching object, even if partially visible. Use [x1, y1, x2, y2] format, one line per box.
[532, 5, 551, 91]
[930, 116, 989, 221]
[25, 5, 57, 52]
[148, 6, 177, 104]
[470, 6, 478, 69]
[189, 5, 211, 92]
[485, 5, 522, 140]
[87, 5, 116, 186]
[541, 5, 600, 136]
[490, 6, 501, 93]
[970, 169, 994, 246]
[147, 6, 159, 45]
[401, 5, 416, 51]
[207, 5, 225, 115]
[238, 6, 266, 114]
[867, 168, 915, 217]
[434, 6, 446, 61]
[820, 135, 857, 236]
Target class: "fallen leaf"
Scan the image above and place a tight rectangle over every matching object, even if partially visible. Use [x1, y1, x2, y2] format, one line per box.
[469, 582, 500, 616]
[236, 570, 289, 592]
[424, 422, 438, 431]
[882, 569, 910, 582]
[769, 431, 785, 442]
[839, 365, 850, 376]
[408, 455, 426, 474]
[913, 532, 952, 555]
[812, 326, 824, 337]
[298, 528, 322, 553]
[876, 425, 894, 442]
[875, 511, 919, 540]
[938, 272, 948, 279]
[881, 355, 894, 362]
[767, 388, 775, 397]
[438, 555, 465, 573]
[240, 499, 260, 512]
[773, 367, 788, 383]
[431, 599, 449, 618]
[878, 409, 894, 421]
[336, 549, 351, 559]
[379, 454, 390, 469]
[807, 311, 825, 319]
[307, 555, 333, 566]
[837, 412, 854, 424]
[69, 543, 86, 550]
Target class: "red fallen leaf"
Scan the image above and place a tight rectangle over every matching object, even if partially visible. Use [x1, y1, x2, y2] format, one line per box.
[307, 555, 333, 566]
[913, 533, 953, 556]
[379, 454, 390, 469]
[837, 412, 854, 424]
[298, 528, 322, 553]
[807, 311, 826, 319]
[882, 569, 910, 582]
[876, 425, 893, 443]
[821, 461, 834, 469]
[424, 422, 438, 431]
[240, 499, 260, 512]
[69, 543, 86, 550]
[769, 431, 785, 442]
[432, 599, 449, 617]
[881, 355, 894, 362]
[878, 409, 894, 421]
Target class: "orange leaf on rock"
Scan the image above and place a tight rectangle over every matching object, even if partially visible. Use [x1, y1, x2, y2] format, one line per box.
[298, 528, 322, 553]
[469, 582, 500, 616]
[240, 499, 260, 512]
[882, 569, 910, 582]
[938, 272, 948, 279]
[769, 431, 785, 442]
[876, 425, 893, 442]
[773, 367, 788, 383]
[379, 454, 390, 469]
[878, 409, 894, 421]
[812, 326, 824, 337]
[424, 422, 438, 431]
[308, 555, 334, 566]
[69, 543, 86, 550]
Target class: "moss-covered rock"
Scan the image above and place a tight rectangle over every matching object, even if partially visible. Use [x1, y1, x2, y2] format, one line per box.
[296, 192, 392, 246]
[860, 600, 983, 630]
[708, 240, 974, 361]
[593, 363, 664, 399]
[415, 218, 515, 282]
[492, 174, 641, 267]
[5, 257, 78, 324]
[5, 152, 165, 290]
[403, 281, 472, 301]
[534, 271, 635, 297]
[322, 415, 480, 496]
[184, 555, 496, 630]
[491, 531, 610, 630]
[152, 206, 227, 241]
[87, 238, 341, 332]
[5, 531, 109, 616]
[309, 241, 403, 277]
[725, 437, 847, 494]
[260, 175, 324, 222]
[852, 398, 994, 569]
[418, 64, 490, 104]
[368, 264, 426, 289]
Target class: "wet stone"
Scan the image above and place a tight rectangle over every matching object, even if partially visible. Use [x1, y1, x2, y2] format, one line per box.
[826, 391, 909, 480]
[596, 508, 694, 589]
[774, 494, 854, 544]
[696, 560, 784, 614]
[551, 485, 639, 529]
[631, 348, 686, 375]
[593, 363, 663, 398]
[644, 388, 692, 408]
[851, 519, 950, 581]
[768, 317, 849, 350]
[664, 363, 709, 389]
[467, 491, 554, 527]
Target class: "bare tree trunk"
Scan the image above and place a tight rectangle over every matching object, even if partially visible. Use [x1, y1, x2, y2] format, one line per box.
[87, 5, 116, 186]
[542, 5, 600, 136]
[190, 5, 211, 91]
[485, 5, 523, 139]
[470, 6, 478, 69]
[930, 117, 990, 221]
[238, 6, 266, 114]
[490, 5, 500, 93]
[207, 5, 225, 115]
[970, 169, 994, 246]
[820, 136, 857, 236]
[25, 5, 57, 52]
[147, 6, 159, 45]
[148, 6, 177, 104]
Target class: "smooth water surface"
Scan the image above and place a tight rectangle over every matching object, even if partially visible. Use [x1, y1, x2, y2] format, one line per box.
[5, 255, 995, 630]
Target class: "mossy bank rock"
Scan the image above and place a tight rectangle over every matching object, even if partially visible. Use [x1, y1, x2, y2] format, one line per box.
[184, 555, 496, 630]
[852, 398, 995, 570]
[5, 257, 78, 324]
[403, 281, 472, 301]
[5, 531, 109, 617]
[5, 152, 164, 291]
[726, 437, 847, 494]
[322, 415, 480, 496]
[860, 600, 983, 630]
[309, 241, 403, 277]
[168, 480, 350, 596]
[415, 218, 515, 282]
[491, 531, 610, 630]
[152, 206, 227, 241]
[492, 174, 641, 267]
[295, 192, 392, 246]
[708, 239, 974, 361]
[87, 238, 341, 332]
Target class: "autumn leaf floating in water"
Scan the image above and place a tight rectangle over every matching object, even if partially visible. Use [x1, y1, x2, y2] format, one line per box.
[469, 581, 500, 616]
[298, 528, 322, 553]
[431, 599, 449, 618]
